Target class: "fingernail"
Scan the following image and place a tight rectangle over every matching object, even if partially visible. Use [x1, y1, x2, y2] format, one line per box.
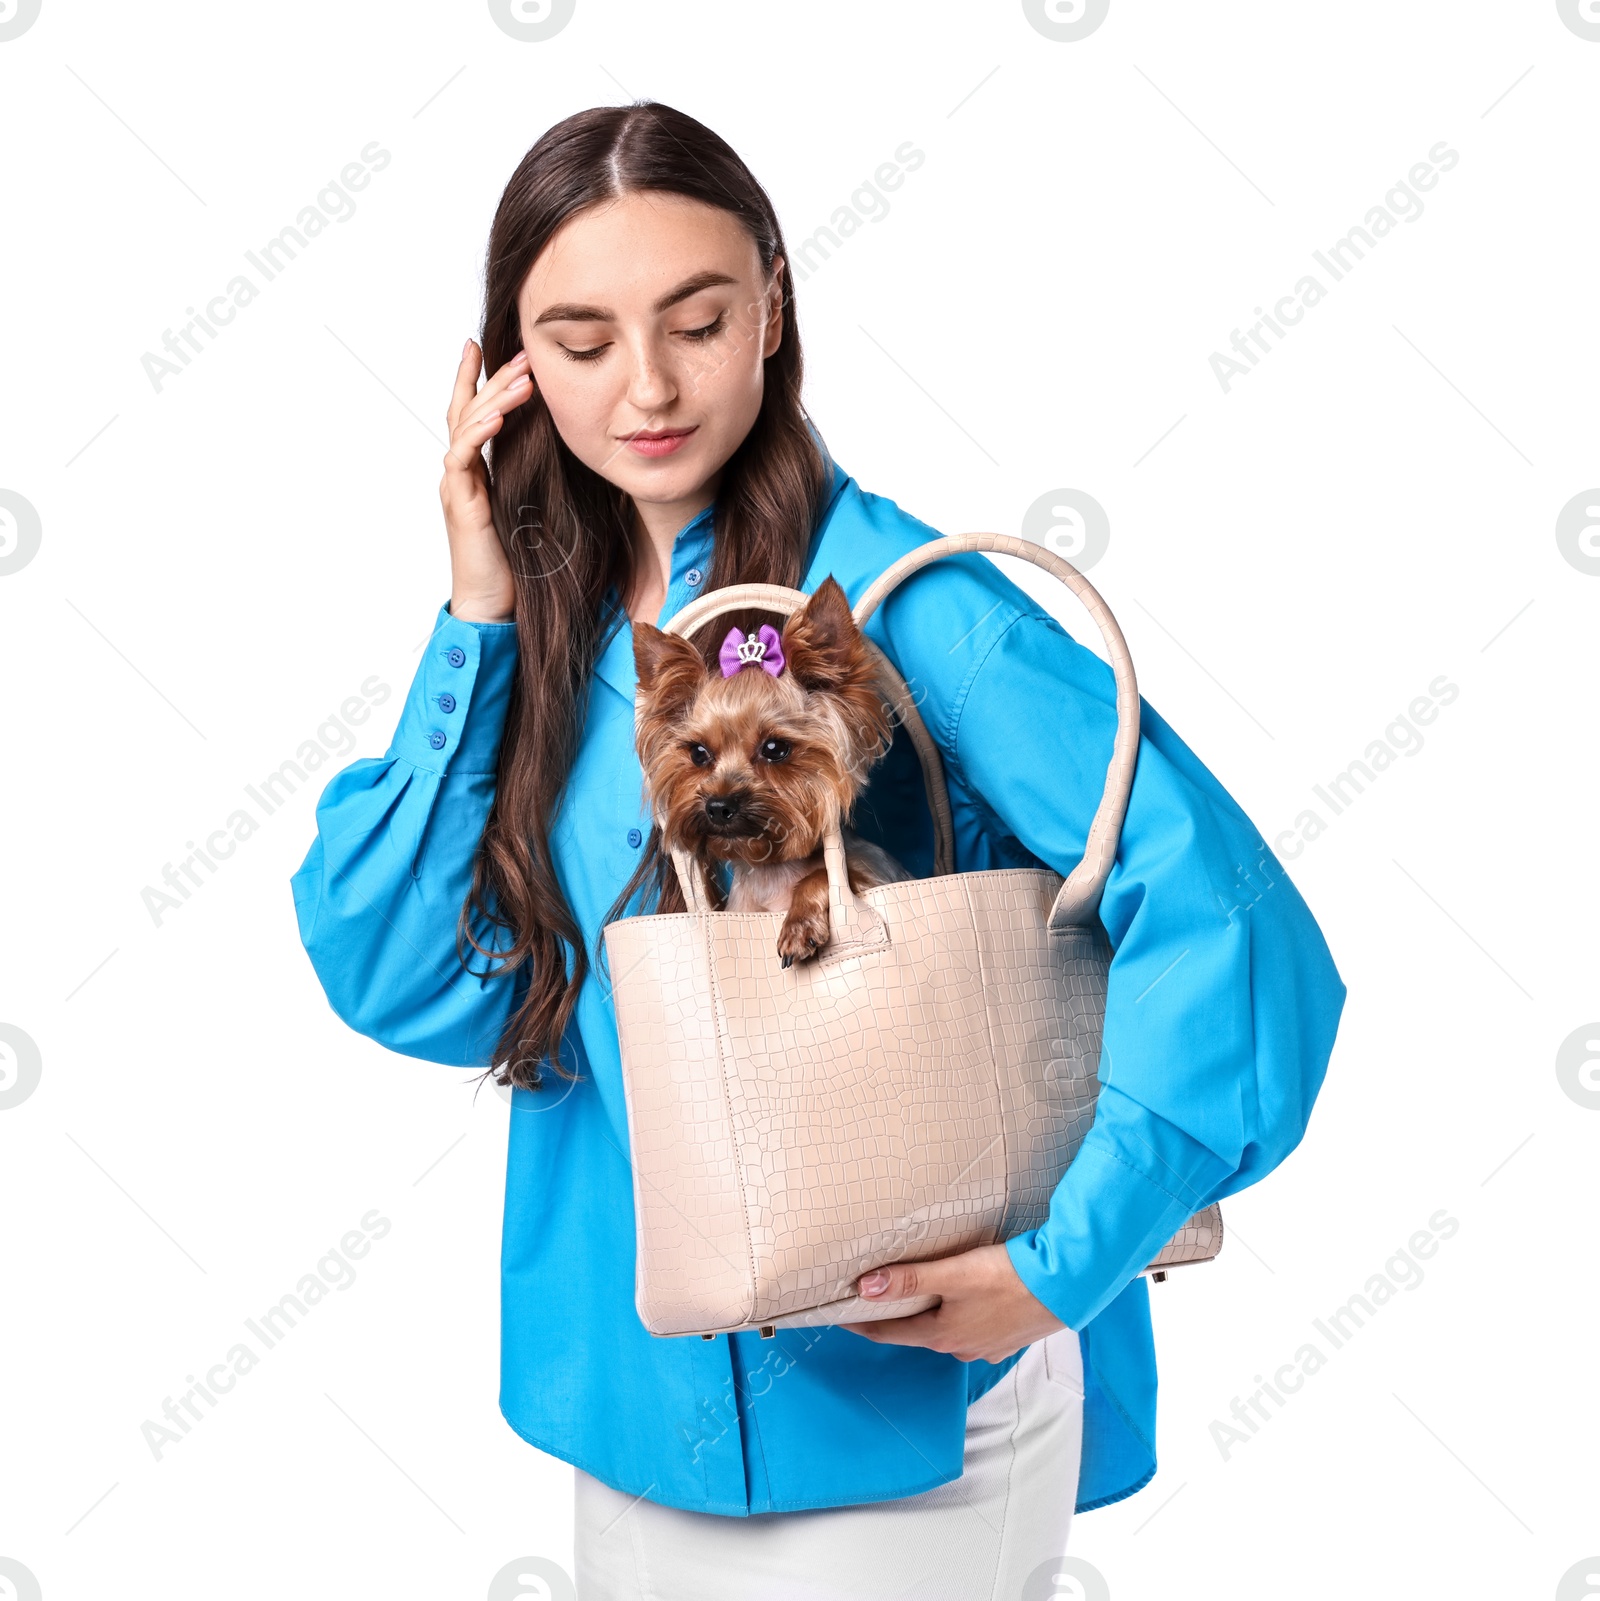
[463, 338, 473, 358]
[859, 1270, 889, 1297]
[509, 375, 529, 390]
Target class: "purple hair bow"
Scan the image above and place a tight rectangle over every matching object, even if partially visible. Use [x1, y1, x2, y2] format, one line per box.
[718, 623, 785, 678]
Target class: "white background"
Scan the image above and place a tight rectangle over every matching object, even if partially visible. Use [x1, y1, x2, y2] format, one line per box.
[2, 2, 1597, 1597]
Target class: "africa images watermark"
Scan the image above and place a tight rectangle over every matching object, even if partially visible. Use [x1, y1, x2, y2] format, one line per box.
[0, 1023, 43, 1111]
[1209, 1208, 1460, 1461]
[787, 141, 927, 284]
[139, 141, 391, 394]
[139, 675, 391, 926]
[141, 1209, 392, 1461]
[1209, 141, 1460, 394]
[683, 1322, 831, 1465]
[1556, 1022, 1600, 1110]
[1021, 487, 1112, 572]
[1022, 0, 1110, 44]
[487, 1556, 576, 1601]
[1272, 673, 1459, 860]
[0, 488, 42, 576]
[487, 0, 576, 42]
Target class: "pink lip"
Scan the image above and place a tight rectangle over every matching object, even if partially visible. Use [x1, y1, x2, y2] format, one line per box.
[622, 426, 697, 458]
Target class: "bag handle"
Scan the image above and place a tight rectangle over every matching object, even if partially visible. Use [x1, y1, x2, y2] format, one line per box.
[656, 532, 1139, 934]
[852, 532, 1139, 931]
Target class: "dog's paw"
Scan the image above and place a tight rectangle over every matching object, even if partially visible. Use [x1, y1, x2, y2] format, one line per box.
[776, 907, 830, 967]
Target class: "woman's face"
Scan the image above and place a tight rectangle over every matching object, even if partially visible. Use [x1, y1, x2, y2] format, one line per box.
[517, 190, 784, 521]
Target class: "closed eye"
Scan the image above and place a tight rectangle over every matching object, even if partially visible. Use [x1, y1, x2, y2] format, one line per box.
[757, 737, 792, 763]
[680, 312, 728, 343]
[557, 313, 728, 364]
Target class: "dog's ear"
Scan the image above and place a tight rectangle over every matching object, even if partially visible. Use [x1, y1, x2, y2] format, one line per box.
[781, 575, 873, 695]
[632, 621, 706, 712]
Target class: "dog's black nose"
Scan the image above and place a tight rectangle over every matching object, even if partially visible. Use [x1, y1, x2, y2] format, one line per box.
[704, 794, 741, 824]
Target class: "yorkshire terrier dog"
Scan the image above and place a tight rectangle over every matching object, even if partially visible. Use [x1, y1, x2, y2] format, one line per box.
[631, 575, 913, 967]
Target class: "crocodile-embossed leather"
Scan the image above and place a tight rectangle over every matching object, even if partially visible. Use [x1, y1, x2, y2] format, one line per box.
[605, 533, 1223, 1339]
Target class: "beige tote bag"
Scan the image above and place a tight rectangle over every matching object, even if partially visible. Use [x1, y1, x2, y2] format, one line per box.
[603, 532, 1222, 1340]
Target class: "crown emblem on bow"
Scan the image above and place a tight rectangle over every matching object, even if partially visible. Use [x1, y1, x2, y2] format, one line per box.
[718, 623, 786, 678]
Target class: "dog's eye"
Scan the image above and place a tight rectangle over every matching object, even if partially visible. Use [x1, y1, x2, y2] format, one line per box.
[757, 737, 792, 764]
[687, 742, 713, 767]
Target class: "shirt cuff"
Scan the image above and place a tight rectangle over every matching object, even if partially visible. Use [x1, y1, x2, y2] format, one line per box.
[1005, 1090, 1234, 1333]
[387, 602, 519, 774]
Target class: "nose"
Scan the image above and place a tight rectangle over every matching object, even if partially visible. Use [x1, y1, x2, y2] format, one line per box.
[625, 336, 678, 415]
[704, 793, 741, 824]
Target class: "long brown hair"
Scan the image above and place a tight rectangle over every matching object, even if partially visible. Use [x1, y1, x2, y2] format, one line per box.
[463, 101, 829, 1092]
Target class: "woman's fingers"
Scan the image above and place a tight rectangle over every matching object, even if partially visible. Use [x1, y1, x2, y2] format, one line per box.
[443, 406, 505, 475]
[439, 339, 520, 621]
[446, 379, 531, 473]
[446, 340, 529, 430]
[447, 351, 533, 462]
[445, 338, 483, 435]
[459, 368, 532, 437]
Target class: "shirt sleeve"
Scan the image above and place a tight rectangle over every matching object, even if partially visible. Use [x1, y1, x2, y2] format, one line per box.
[289, 602, 524, 1067]
[872, 550, 1347, 1334]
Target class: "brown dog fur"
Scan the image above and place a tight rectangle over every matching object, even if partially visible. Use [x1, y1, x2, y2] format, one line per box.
[631, 575, 912, 965]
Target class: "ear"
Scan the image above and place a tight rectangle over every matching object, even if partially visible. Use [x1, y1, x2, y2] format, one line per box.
[762, 260, 785, 359]
[632, 622, 706, 712]
[780, 575, 872, 695]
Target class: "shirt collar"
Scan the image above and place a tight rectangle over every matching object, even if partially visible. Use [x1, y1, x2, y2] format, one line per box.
[592, 499, 716, 704]
[590, 440, 849, 707]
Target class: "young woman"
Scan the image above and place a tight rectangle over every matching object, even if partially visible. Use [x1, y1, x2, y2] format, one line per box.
[291, 101, 1345, 1597]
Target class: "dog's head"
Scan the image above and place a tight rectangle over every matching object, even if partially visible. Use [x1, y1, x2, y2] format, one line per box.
[630, 575, 894, 866]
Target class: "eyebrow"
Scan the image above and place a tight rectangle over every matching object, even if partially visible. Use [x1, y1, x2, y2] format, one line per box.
[530, 269, 740, 327]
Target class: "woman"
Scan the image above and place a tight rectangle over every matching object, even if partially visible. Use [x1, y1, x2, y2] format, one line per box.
[291, 101, 1346, 1597]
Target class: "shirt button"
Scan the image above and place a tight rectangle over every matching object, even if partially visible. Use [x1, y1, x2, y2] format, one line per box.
[428, 731, 447, 750]
[438, 692, 457, 713]
[446, 646, 466, 668]
[626, 827, 642, 848]
[685, 568, 703, 587]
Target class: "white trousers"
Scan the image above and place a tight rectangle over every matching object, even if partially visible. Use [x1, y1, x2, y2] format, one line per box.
[573, 1327, 1084, 1601]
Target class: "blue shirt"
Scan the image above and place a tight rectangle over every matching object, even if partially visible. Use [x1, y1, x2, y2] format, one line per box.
[290, 438, 1346, 1516]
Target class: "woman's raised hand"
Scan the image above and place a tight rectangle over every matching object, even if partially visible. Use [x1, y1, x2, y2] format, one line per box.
[440, 339, 534, 623]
